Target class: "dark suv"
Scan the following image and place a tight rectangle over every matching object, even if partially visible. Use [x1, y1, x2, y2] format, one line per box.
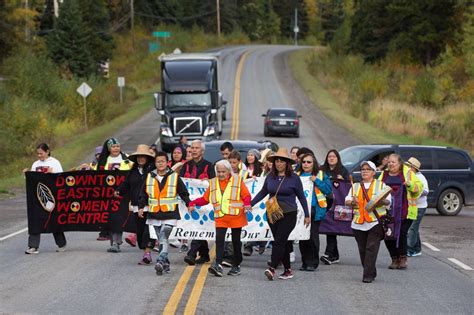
[339, 145, 474, 216]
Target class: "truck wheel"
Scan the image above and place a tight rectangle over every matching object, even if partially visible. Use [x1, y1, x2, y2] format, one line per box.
[436, 188, 463, 216]
[223, 109, 227, 121]
[264, 128, 269, 137]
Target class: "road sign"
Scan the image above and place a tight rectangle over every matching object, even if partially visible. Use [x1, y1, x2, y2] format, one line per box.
[76, 82, 92, 98]
[153, 31, 171, 38]
[117, 77, 125, 87]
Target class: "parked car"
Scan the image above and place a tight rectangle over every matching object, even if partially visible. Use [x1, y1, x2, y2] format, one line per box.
[262, 108, 301, 137]
[203, 140, 279, 163]
[339, 144, 474, 216]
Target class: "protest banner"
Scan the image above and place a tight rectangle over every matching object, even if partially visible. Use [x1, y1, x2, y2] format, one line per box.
[170, 177, 312, 241]
[26, 171, 131, 234]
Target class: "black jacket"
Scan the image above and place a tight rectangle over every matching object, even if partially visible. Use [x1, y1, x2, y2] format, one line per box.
[117, 164, 154, 205]
[138, 169, 190, 221]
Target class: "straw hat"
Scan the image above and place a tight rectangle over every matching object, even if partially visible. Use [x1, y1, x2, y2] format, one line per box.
[405, 157, 421, 171]
[267, 147, 294, 164]
[128, 144, 155, 162]
[259, 148, 272, 163]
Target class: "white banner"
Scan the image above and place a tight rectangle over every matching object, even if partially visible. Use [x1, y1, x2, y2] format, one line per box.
[170, 177, 312, 241]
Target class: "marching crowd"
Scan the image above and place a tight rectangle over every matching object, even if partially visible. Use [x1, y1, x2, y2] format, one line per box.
[24, 137, 429, 283]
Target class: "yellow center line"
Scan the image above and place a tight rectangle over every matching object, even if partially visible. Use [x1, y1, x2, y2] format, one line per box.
[163, 49, 250, 315]
[231, 51, 250, 140]
[162, 265, 195, 315]
[183, 246, 216, 315]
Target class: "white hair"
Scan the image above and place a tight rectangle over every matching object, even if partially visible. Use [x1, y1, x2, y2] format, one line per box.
[191, 139, 205, 151]
[215, 159, 232, 173]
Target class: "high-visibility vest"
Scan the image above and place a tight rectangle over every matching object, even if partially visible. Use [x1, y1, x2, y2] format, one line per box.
[145, 172, 179, 213]
[209, 175, 244, 218]
[314, 171, 328, 208]
[379, 165, 422, 220]
[239, 168, 249, 179]
[94, 157, 132, 171]
[352, 179, 386, 224]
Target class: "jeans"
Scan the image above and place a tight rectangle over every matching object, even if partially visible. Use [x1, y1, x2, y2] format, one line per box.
[353, 224, 384, 280]
[268, 211, 297, 270]
[153, 224, 173, 260]
[407, 208, 426, 254]
[385, 219, 413, 257]
[216, 227, 242, 266]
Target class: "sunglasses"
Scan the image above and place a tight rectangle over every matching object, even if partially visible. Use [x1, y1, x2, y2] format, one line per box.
[302, 160, 313, 164]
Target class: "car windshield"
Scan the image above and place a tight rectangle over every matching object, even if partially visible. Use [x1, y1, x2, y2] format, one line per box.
[339, 147, 375, 169]
[204, 143, 267, 163]
[269, 110, 296, 118]
[166, 92, 211, 107]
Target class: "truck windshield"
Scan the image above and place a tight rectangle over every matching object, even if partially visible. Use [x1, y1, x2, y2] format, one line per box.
[166, 93, 211, 107]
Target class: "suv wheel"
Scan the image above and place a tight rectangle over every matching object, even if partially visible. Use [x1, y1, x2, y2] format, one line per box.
[436, 188, 463, 216]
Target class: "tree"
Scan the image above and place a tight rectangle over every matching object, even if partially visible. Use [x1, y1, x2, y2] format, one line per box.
[350, 0, 393, 62]
[319, 0, 344, 45]
[240, 0, 281, 41]
[81, 0, 114, 68]
[460, 2, 473, 77]
[388, 0, 461, 65]
[46, 0, 95, 77]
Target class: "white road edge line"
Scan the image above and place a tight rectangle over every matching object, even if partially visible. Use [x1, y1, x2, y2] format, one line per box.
[0, 227, 28, 242]
[422, 242, 440, 252]
[448, 258, 473, 271]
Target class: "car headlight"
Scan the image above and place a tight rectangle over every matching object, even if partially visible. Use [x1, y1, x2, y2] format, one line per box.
[160, 126, 173, 137]
[203, 125, 216, 137]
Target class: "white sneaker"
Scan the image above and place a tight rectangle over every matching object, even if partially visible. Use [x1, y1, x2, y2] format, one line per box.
[169, 240, 181, 248]
[56, 246, 66, 252]
[25, 247, 39, 254]
[290, 251, 296, 263]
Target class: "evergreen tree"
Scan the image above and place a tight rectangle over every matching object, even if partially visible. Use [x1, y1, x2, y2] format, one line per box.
[38, 0, 55, 36]
[388, 0, 460, 65]
[46, 0, 95, 78]
[319, 0, 344, 45]
[81, 0, 114, 68]
[241, 0, 281, 41]
[461, 2, 474, 77]
[350, 0, 393, 62]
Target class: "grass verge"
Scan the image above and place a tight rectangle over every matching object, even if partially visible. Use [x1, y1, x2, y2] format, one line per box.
[0, 91, 152, 193]
[289, 48, 456, 147]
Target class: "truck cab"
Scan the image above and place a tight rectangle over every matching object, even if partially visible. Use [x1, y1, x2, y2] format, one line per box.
[154, 53, 227, 152]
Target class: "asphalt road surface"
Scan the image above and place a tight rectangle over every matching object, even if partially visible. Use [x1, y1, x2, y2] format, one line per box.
[0, 46, 473, 315]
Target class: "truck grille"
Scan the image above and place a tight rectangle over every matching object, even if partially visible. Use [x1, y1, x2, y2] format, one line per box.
[174, 117, 202, 135]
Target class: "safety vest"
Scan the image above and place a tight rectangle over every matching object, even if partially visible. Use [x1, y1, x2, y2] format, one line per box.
[379, 165, 422, 220]
[239, 168, 249, 179]
[145, 172, 179, 213]
[209, 175, 244, 218]
[314, 171, 328, 208]
[94, 158, 132, 171]
[352, 179, 386, 224]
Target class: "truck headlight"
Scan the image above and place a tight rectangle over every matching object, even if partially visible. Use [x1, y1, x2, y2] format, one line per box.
[203, 125, 216, 137]
[160, 126, 173, 137]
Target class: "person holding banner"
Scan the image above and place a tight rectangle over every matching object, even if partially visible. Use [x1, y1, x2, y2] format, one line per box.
[115, 145, 155, 263]
[229, 151, 248, 179]
[92, 138, 134, 250]
[25, 143, 66, 254]
[138, 152, 191, 275]
[245, 149, 263, 179]
[188, 159, 252, 277]
[251, 148, 310, 281]
[295, 153, 332, 271]
[181, 140, 215, 266]
[379, 154, 422, 270]
[321, 149, 349, 265]
[346, 161, 391, 283]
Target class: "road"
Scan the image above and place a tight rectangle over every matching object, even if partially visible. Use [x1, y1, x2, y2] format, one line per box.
[0, 45, 473, 314]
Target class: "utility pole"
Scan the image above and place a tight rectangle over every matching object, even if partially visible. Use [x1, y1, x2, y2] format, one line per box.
[216, 0, 221, 39]
[131, 0, 135, 49]
[294, 8, 299, 46]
